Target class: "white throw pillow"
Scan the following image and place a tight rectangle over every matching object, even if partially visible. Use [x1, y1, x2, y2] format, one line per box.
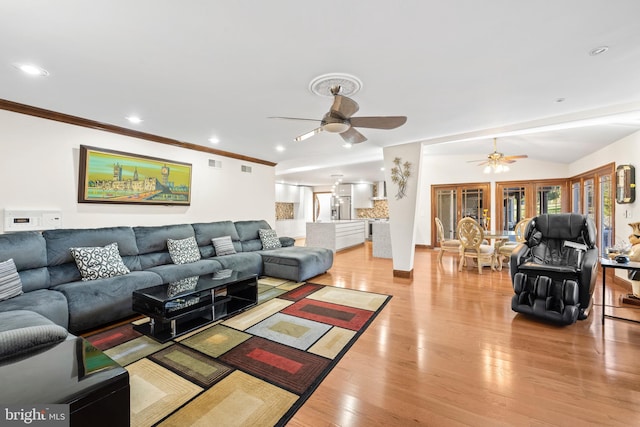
[0, 259, 23, 301]
[259, 229, 282, 250]
[70, 242, 130, 281]
[167, 236, 201, 264]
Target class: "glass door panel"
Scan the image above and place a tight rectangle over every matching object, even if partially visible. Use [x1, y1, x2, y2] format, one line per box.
[536, 185, 563, 215]
[584, 178, 595, 222]
[461, 188, 485, 221]
[436, 189, 457, 239]
[571, 181, 581, 213]
[501, 186, 526, 231]
[599, 174, 613, 254]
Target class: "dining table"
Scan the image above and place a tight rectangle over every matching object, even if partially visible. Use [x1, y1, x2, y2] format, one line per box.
[482, 230, 516, 270]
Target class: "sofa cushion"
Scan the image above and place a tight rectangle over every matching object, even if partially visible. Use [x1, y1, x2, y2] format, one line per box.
[53, 271, 164, 333]
[0, 232, 50, 292]
[192, 221, 242, 257]
[212, 236, 237, 256]
[70, 242, 131, 281]
[0, 259, 23, 301]
[210, 252, 263, 277]
[44, 227, 141, 287]
[167, 236, 201, 264]
[0, 311, 68, 361]
[259, 229, 281, 250]
[235, 220, 272, 252]
[0, 290, 69, 329]
[145, 259, 223, 283]
[134, 224, 195, 269]
[260, 247, 333, 282]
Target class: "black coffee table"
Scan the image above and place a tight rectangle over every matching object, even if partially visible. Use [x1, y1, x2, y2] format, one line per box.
[132, 270, 258, 342]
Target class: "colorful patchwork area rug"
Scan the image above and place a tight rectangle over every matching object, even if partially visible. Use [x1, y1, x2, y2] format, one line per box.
[85, 278, 391, 427]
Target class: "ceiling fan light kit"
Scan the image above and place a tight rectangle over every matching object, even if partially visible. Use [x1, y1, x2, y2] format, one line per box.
[471, 138, 527, 174]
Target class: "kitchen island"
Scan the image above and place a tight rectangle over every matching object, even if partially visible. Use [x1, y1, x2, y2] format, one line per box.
[306, 220, 366, 253]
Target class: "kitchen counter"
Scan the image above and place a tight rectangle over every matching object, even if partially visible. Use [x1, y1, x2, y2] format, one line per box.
[372, 221, 392, 258]
[306, 220, 366, 253]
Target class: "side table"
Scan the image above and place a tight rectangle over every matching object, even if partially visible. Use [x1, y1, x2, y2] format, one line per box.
[600, 257, 640, 324]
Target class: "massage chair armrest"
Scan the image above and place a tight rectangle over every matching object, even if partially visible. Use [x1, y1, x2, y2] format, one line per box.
[509, 243, 529, 279]
[579, 247, 599, 292]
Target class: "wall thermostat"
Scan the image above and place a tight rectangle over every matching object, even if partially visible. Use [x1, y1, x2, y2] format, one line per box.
[3, 209, 62, 232]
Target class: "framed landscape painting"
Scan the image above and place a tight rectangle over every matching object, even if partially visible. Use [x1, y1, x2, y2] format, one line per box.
[78, 145, 192, 205]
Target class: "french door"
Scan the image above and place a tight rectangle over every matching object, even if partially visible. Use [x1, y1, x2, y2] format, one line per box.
[570, 164, 615, 254]
[431, 183, 490, 246]
[495, 179, 569, 232]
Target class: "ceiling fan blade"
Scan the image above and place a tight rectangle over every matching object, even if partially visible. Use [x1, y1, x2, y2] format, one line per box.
[294, 127, 323, 142]
[350, 116, 407, 129]
[502, 154, 528, 160]
[331, 95, 359, 119]
[268, 116, 320, 122]
[340, 127, 367, 144]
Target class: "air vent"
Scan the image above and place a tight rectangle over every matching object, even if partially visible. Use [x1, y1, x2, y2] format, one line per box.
[208, 159, 222, 168]
[241, 165, 252, 173]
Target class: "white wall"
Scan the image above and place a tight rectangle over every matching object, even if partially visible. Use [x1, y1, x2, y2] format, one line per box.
[0, 109, 276, 231]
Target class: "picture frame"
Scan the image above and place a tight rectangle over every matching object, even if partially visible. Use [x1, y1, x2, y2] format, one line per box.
[78, 145, 192, 205]
[616, 164, 636, 204]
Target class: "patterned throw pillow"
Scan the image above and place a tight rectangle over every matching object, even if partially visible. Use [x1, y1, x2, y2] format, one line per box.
[259, 229, 282, 250]
[70, 242, 130, 281]
[0, 259, 23, 302]
[167, 236, 201, 264]
[212, 236, 237, 256]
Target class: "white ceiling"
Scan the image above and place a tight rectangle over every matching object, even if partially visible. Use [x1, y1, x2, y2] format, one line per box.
[3, 1, 640, 186]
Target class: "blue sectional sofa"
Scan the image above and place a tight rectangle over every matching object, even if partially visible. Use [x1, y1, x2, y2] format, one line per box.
[0, 219, 333, 334]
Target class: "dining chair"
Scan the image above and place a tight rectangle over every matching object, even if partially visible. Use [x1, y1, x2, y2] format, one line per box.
[496, 217, 531, 271]
[457, 217, 495, 274]
[434, 217, 461, 263]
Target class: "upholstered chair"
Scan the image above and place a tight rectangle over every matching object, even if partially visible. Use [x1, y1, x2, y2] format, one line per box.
[434, 217, 461, 263]
[456, 217, 495, 274]
[496, 218, 531, 271]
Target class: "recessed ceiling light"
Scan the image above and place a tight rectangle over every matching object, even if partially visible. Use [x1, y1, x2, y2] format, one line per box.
[125, 116, 143, 124]
[589, 46, 609, 56]
[380, 167, 385, 171]
[208, 137, 220, 144]
[342, 143, 353, 149]
[276, 145, 285, 152]
[14, 63, 49, 76]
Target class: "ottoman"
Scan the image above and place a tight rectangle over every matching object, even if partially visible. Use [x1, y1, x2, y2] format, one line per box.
[260, 247, 333, 282]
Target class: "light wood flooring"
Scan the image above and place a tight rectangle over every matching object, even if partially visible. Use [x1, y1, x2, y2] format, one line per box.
[287, 242, 640, 427]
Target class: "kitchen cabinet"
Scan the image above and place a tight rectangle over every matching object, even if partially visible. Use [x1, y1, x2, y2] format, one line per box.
[306, 220, 365, 253]
[353, 183, 373, 208]
[276, 183, 300, 203]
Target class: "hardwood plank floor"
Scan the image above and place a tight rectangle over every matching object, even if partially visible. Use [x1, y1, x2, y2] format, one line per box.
[287, 242, 640, 427]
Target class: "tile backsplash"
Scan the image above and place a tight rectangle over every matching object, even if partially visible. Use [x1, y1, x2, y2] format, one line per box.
[356, 199, 389, 219]
[276, 202, 294, 220]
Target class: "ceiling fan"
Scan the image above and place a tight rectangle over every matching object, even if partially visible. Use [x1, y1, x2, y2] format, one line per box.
[270, 86, 407, 145]
[468, 138, 528, 173]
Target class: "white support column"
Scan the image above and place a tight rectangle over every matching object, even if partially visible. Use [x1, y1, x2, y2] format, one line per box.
[383, 142, 423, 279]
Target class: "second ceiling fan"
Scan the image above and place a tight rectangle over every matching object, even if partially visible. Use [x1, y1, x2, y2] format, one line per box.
[468, 138, 528, 172]
[271, 86, 407, 145]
